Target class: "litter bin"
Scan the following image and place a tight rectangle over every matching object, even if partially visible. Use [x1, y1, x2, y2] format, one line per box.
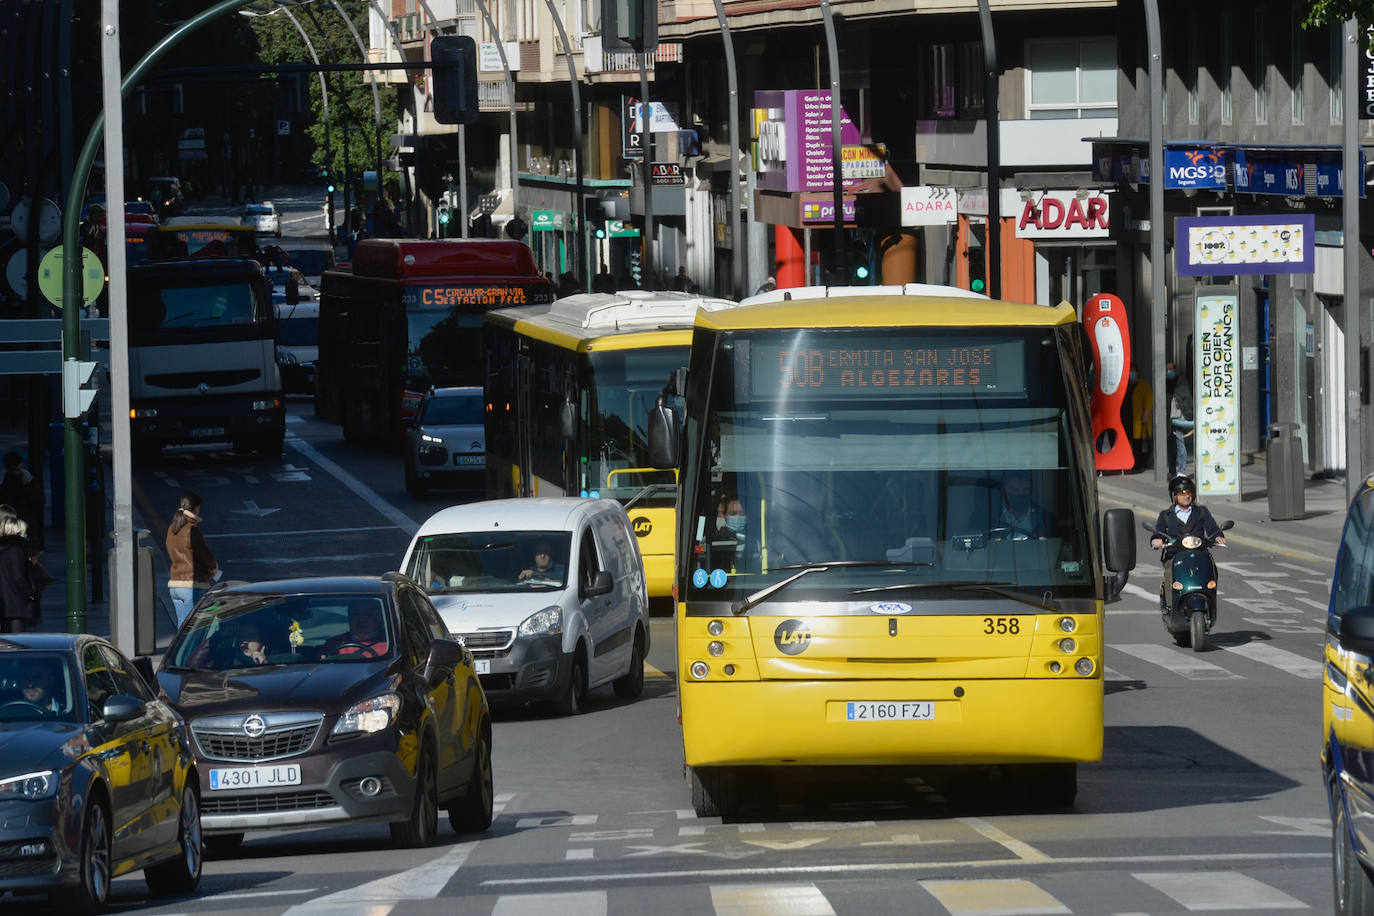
[109, 529, 157, 657]
[1266, 422, 1306, 521]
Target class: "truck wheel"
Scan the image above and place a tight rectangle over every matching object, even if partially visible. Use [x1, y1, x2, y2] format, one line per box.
[259, 432, 285, 460]
[689, 766, 738, 818]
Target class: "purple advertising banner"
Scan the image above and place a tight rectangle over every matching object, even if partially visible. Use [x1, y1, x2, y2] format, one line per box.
[755, 90, 861, 193]
[1175, 214, 1314, 277]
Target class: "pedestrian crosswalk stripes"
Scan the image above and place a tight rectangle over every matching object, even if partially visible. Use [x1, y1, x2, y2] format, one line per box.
[491, 890, 607, 916]
[921, 878, 1070, 915]
[1220, 642, 1324, 679]
[1109, 641, 1325, 681]
[1111, 644, 1244, 679]
[709, 884, 837, 916]
[1132, 871, 1309, 910]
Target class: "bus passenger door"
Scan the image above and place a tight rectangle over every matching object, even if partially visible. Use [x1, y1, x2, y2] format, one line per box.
[517, 353, 535, 496]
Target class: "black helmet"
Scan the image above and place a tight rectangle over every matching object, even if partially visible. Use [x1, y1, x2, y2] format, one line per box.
[1169, 474, 1196, 496]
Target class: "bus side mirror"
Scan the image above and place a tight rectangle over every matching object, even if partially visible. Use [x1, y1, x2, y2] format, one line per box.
[1340, 607, 1374, 656]
[647, 396, 678, 469]
[559, 399, 577, 440]
[1102, 508, 1136, 599]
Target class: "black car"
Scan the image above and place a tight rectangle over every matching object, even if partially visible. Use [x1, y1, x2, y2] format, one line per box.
[155, 574, 493, 853]
[0, 634, 202, 912]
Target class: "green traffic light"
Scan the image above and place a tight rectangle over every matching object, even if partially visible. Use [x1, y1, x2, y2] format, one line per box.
[854, 265, 870, 280]
[326, 184, 336, 194]
[971, 278, 986, 293]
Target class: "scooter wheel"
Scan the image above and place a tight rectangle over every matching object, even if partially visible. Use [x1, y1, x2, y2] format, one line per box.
[1190, 610, 1207, 652]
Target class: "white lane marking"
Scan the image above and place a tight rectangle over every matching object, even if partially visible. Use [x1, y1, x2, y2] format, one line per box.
[207, 525, 402, 539]
[515, 814, 598, 828]
[1256, 816, 1329, 836]
[1133, 871, 1309, 910]
[1275, 561, 1323, 576]
[1112, 644, 1244, 680]
[286, 413, 306, 423]
[1222, 643, 1324, 679]
[959, 818, 1050, 863]
[492, 891, 607, 916]
[283, 840, 478, 912]
[1104, 666, 1130, 681]
[710, 884, 836, 916]
[787, 820, 876, 831]
[565, 848, 594, 861]
[205, 888, 319, 900]
[680, 825, 706, 836]
[494, 791, 514, 813]
[921, 878, 1070, 915]
[737, 823, 766, 833]
[1121, 583, 1158, 603]
[480, 851, 1330, 888]
[287, 435, 419, 536]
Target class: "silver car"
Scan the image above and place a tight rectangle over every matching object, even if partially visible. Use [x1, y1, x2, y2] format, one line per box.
[242, 202, 281, 238]
[404, 387, 485, 498]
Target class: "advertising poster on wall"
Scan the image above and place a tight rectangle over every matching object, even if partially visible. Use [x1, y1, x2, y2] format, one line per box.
[1193, 288, 1240, 496]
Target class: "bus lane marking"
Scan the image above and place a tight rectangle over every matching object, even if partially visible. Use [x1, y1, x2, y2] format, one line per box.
[710, 884, 836, 916]
[921, 877, 1069, 915]
[287, 434, 419, 536]
[492, 890, 607, 916]
[958, 817, 1051, 863]
[283, 839, 478, 912]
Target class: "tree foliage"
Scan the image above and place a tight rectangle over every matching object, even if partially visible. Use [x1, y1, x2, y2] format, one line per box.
[1301, 0, 1368, 30]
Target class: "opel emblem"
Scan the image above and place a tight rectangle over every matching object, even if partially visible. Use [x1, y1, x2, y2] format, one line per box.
[198, 382, 210, 395]
[242, 714, 266, 738]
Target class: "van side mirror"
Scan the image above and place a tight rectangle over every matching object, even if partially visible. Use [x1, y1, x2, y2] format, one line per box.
[583, 569, 614, 598]
[647, 396, 678, 469]
[1102, 508, 1137, 599]
[559, 399, 577, 440]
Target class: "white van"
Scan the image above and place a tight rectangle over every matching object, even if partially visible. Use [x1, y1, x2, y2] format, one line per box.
[400, 498, 650, 715]
[275, 299, 319, 395]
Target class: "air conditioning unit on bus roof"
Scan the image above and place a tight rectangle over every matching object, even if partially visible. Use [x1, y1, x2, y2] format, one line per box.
[349, 238, 540, 280]
[548, 290, 738, 331]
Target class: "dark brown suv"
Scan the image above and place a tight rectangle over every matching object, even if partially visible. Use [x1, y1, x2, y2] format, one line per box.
[155, 573, 492, 853]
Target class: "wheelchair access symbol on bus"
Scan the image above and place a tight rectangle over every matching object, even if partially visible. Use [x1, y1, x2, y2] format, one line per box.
[692, 569, 709, 588]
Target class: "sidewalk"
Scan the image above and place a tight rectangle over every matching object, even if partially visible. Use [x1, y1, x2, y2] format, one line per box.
[1096, 452, 1348, 565]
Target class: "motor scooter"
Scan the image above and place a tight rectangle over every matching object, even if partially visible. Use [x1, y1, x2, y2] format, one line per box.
[1143, 519, 1234, 652]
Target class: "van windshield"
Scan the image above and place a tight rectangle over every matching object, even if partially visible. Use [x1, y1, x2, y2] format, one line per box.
[407, 531, 573, 594]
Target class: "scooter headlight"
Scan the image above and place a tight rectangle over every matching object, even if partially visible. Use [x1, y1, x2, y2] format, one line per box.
[1181, 535, 1202, 549]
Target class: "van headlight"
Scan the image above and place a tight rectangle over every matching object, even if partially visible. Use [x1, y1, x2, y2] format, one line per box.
[331, 693, 401, 736]
[519, 606, 563, 636]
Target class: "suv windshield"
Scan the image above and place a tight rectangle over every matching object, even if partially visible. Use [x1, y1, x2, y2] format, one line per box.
[407, 531, 572, 594]
[168, 594, 394, 669]
[0, 653, 78, 722]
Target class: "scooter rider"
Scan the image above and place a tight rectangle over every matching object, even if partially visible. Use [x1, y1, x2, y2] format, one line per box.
[1150, 474, 1226, 604]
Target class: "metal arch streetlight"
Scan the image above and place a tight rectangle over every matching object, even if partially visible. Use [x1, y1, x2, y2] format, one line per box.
[541, 0, 585, 289]
[709, 0, 742, 299]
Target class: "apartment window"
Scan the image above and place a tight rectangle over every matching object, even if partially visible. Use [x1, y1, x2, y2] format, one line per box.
[1187, 22, 1200, 125]
[502, 0, 515, 41]
[1221, 12, 1233, 124]
[521, 0, 536, 41]
[958, 42, 986, 118]
[1025, 37, 1117, 118]
[1332, 24, 1344, 123]
[1292, 14, 1304, 124]
[1255, 8, 1268, 124]
[926, 44, 956, 118]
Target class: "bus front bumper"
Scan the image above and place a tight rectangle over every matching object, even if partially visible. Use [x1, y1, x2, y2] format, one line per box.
[680, 677, 1103, 768]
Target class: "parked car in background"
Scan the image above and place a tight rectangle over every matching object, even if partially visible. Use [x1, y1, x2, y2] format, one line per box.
[403, 387, 485, 498]
[0, 634, 202, 910]
[274, 242, 337, 289]
[155, 575, 493, 854]
[242, 202, 281, 238]
[144, 176, 185, 219]
[400, 498, 650, 715]
[276, 299, 320, 395]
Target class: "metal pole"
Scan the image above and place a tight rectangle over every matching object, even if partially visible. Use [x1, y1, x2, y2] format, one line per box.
[276, 6, 331, 238]
[1345, 18, 1363, 500]
[469, 0, 520, 220]
[542, 0, 583, 289]
[975, 0, 1000, 299]
[819, 0, 844, 283]
[459, 124, 469, 238]
[710, 0, 741, 299]
[64, 0, 251, 631]
[101, 0, 132, 649]
[330, 1, 384, 205]
[1144, 0, 1167, 485]
[639, 58, 654, 288]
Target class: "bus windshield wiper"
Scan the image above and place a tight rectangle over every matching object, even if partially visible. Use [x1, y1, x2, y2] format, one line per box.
[623, 482, 675, 511]
[852, 580, 1060, 613]
[733, 561, 931, 616]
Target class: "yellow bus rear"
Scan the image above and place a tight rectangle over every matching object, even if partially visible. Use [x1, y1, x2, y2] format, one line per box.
[655, 287, 1136, 816]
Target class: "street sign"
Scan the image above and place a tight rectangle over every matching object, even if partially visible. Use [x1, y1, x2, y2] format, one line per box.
[651, 162, 684, 185]
[38, 246, 105, 308]
[1363, 26, 1374, 119]
[841, 145, 886, 180]
[277, 119, 291, 136]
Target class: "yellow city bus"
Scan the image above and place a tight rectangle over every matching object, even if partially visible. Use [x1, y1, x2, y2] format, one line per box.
[484, 290, 738, 600]
[646, 285, 1137, 816]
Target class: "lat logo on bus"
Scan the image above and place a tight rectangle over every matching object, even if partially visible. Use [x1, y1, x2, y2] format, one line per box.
[774, 619, 811, 655]
[632, 516, 652, 537]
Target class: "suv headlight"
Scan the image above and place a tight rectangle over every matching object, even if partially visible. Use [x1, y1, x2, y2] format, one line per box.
[420, 433, 443, 444]
[519, 606, 563, 637]
[0, 771, 57, 800]
[331, 693, 401, 736]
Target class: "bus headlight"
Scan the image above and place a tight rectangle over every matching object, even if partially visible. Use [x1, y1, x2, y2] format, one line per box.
[1058, 638, 1076, 653]
[1057, 617, 1076, 633]
[690, 661, 709, 679]
[1075, 657, 1095, 676]
[708, 641, 724, 657]
[707, 620, 724, 636]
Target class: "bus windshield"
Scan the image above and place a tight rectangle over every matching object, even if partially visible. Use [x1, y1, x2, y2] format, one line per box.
[129, 279, 270, 332]
[685, 326, 1093, 609]
[583, 347, 683, 505]
[406, 305, 484, 389]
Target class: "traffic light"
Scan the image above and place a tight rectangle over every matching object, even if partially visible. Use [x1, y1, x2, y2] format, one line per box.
[584, 197, 608, 239]
[437, 203, 451, 236]
[848, 231, 874, 285]
[321, 166, 335, 194]
[601, 0, 657, 53]
[431, 35, 480, 126]
[967, 223, 987, 294]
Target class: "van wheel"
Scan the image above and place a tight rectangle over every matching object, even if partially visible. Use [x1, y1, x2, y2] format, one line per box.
[552, 652, 586, 717]
[1335, 788, 1374, 915]
[612, 630, 645, 699]
[689, 766, 738, 818]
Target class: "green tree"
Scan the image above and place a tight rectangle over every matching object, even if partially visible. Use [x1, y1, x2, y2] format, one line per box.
[1301, 0, 1371, 29]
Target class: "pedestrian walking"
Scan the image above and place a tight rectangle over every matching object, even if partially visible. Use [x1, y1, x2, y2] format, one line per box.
[0, 510, 46, 634]
[0, 452, 44, 551]
[166, 491, 219, 626]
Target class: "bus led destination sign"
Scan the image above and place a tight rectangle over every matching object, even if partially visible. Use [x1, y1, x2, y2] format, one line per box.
[750, 337, 1025, 398]
[403, 284, 548, 308]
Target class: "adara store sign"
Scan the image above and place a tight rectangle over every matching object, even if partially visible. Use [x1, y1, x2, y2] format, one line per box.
[999, 189, 1110, 239]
